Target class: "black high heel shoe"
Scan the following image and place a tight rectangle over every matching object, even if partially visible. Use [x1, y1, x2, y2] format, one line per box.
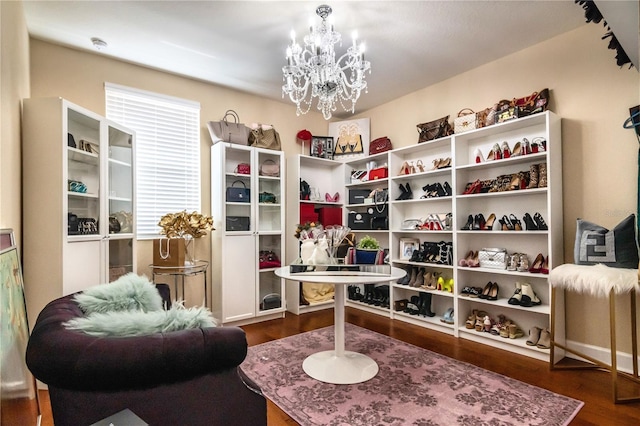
[435, 182, 446, 197]
[461, 214, 474, 230]
[396, 184, 408, 200]
[421, 183, 436, 198]
[443, 181, 452, 196]
[396, 183, 413, 200]
[523, 213, 538, 230]
[534, 212, 548, 230]
[473, 213, 485, 230]
[509, 214, 523, 231]
[500, 215, 514, 230]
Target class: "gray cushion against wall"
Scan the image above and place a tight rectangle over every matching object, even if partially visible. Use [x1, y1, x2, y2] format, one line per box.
[574, 214, 639, 269]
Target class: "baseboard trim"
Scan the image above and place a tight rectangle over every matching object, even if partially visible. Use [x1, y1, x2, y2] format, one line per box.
[565, 339, 638, 374]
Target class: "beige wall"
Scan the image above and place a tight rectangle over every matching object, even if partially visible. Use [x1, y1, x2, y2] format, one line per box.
[29, 38, 327, 288]
[0, 0, 30, 244]
[24, 19, 640, 351]
[356, 23, 640, 350]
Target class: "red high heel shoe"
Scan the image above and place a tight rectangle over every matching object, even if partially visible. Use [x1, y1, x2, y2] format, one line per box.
[501, 141, 511, 159]
[529, 253, 545, 273]
[541, 256, 549, 274]
[522, 138, 531, 155]
[474, 148, 485, 164]
[462, 180, 482, 195]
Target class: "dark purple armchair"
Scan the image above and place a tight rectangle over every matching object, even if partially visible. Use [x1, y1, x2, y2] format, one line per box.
[26, 288, 266, 426]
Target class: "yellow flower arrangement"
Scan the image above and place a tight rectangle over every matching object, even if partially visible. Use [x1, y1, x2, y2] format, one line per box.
[158, 211, 214, 238]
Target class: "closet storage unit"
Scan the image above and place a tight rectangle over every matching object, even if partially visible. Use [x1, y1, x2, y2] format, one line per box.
[22, 97, 136, 324]
[338, 111, 562, 361]
[285, 155, 344, 314]
[211, 143, 285, 324]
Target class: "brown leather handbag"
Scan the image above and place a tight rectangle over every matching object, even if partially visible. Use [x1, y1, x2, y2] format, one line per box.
[417, 116, 453, 143]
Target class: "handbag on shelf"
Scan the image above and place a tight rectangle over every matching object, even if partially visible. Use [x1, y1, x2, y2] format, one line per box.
[259, 250, 281, 269]
[478, 248, 508, 269]
[258, 192, 277, 203]
[453, 109, 478, 133]
[226, 180, 250, 202]
[207, 110, 249, 145]
[369, 136, 393, 155]
[514, 88, 550, 116]
[78, 218, 98, 235]
[368, 167, 388, 181]
[226, 216, 250, 231]
[260, 293, 281, 311]
[249, 126, 281, 150]
[417, 116, 453, 143]
[234, 163, 250, 175]
[259, 159, 280, 177]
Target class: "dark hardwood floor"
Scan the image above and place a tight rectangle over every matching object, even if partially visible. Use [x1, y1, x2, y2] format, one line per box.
[4, 307, 640, 425]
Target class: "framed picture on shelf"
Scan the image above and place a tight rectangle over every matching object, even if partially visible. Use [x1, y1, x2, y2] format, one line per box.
[399, 237, 420, 260]
[310, 136, 334, 159]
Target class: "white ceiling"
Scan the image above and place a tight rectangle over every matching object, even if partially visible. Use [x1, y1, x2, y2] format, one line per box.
[22, 1, 636, 118]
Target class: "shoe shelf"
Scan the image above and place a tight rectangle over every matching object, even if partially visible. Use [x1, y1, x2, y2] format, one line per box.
[456, 187, 547, 200]
[457, 294, 549, 314]
[457, 327, 549, 362]
[456, 151, 547, 172]
[393, 309, 456, 331]
[286, 112, 562, 361]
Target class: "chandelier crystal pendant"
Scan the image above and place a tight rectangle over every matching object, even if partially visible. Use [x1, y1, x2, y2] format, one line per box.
[282, 4, 371, 120]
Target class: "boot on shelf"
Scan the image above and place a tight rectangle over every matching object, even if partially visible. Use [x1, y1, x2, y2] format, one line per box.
[418, 292, 436, 317]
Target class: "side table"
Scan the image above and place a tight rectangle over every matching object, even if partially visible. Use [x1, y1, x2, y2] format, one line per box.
[149, 260, 209, 308]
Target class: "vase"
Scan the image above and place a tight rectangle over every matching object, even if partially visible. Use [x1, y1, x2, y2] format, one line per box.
[183, 236, 196, 265]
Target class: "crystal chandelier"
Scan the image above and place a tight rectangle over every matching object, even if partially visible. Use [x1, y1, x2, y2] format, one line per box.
[282, 4, 371, 120]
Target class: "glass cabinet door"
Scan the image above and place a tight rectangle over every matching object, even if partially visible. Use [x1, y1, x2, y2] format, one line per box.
[106, 123, 135, 281]
[67, 109, 101, 239]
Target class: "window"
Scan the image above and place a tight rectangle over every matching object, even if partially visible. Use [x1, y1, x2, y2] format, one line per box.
[105, 83, 201, 239]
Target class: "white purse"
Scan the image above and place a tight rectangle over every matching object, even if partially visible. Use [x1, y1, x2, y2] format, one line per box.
[478, 248, 508, 269]
[454, 108, 478, 134]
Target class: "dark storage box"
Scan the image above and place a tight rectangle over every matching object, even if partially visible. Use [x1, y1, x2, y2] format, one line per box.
[349, 189, 370, 205]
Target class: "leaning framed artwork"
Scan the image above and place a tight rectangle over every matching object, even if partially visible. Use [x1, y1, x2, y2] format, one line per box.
[329, 118, 370, 161]
[399, 237, 420, 260]
[1, 229, 40, 422]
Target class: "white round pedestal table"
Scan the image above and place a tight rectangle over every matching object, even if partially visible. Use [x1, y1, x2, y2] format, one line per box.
[275, 266, 405, 384]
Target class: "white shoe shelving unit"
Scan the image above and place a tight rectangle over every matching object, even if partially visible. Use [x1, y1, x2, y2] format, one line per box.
[287, 112, 563, 361]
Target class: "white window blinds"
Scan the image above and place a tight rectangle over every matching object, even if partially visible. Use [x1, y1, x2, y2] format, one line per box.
[105, 83, 201, 239]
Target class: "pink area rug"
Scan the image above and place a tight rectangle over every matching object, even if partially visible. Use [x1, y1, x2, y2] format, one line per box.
[241, 324, 583, 426]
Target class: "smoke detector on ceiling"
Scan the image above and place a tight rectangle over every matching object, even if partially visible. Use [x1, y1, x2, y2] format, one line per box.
[91, 37, 108, 50]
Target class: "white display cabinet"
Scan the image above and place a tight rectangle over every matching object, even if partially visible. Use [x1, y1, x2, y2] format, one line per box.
[211, 143, 285, 324]
[22, 97, 136, 325]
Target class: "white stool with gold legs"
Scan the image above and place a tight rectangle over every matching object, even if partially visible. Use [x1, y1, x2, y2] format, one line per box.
[549, 263, 640, 403]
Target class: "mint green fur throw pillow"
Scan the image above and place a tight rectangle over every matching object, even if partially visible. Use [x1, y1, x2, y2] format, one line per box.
[73, 273, 163, 314]
[64, 303, 217, 337]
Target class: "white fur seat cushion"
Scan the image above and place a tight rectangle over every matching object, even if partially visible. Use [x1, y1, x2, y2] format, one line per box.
[549, 263, 640, 297]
